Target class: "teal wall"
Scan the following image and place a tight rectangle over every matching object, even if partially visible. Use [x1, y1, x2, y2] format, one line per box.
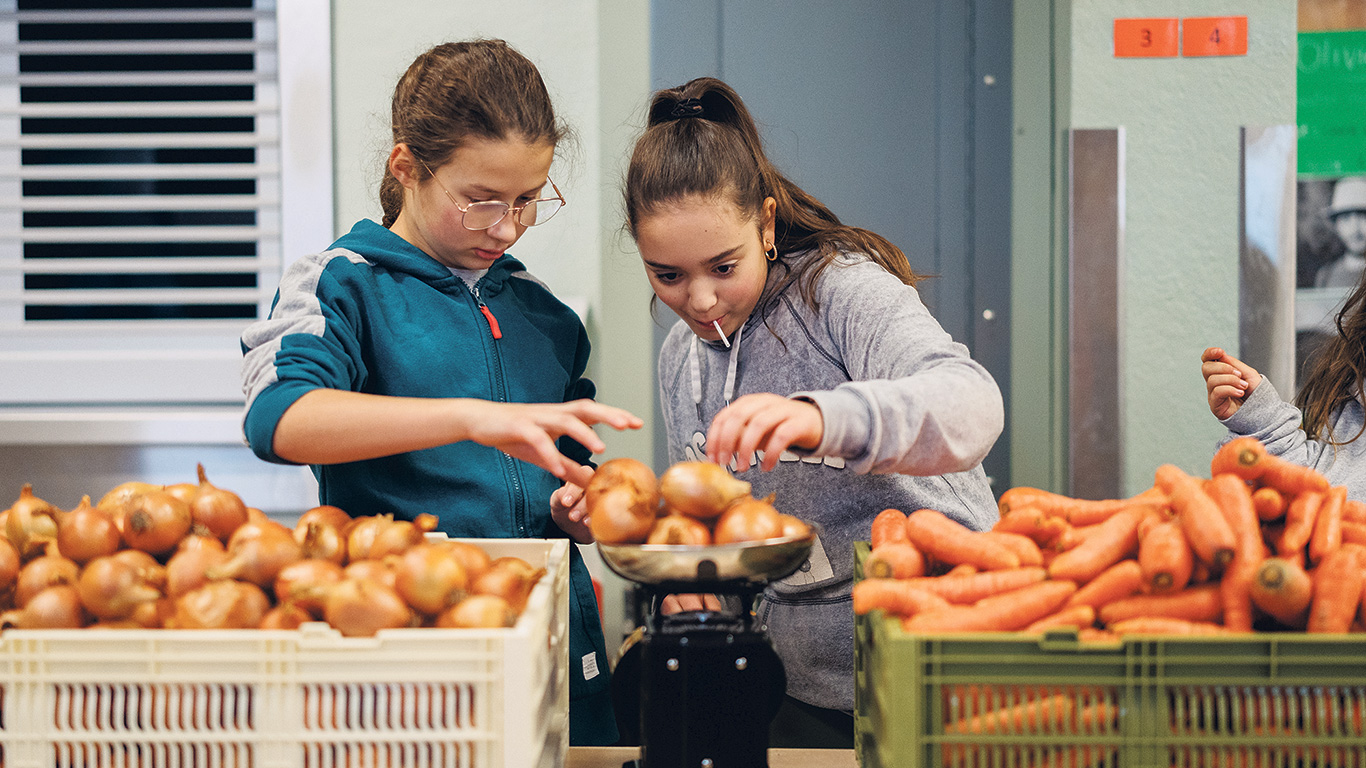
[1012, 1, 1296, 495]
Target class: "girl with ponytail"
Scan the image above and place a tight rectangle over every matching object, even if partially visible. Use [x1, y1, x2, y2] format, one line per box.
[622, 77, 1004, 745]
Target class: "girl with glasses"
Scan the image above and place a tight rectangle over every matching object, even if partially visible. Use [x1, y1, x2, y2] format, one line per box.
[614, 77, 1003, 747]
[240, 39, 638, 745]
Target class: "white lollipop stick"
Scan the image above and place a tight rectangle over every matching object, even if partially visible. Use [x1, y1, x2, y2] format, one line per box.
[712, 320, 731, 348]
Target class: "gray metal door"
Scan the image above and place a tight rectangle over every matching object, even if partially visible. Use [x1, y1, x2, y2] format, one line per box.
[650, 0, 1013, 492]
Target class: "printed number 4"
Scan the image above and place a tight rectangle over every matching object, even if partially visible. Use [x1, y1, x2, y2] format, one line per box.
[1209, 27, 1221, 44]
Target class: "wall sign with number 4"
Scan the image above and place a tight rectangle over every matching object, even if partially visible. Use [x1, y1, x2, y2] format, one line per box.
[1113, 16, 1248, 58]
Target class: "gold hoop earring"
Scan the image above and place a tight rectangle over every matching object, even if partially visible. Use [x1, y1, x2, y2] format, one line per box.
[765, 242, 779, 261]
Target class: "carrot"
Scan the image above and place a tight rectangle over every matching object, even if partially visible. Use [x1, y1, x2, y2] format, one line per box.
[1065, 559, 1143, 609]
[1248, 557, 1312, 628]
[1137, 519, 1193, 594]
[944, 693, 1077, 733]
[997, 486, 1073, 517]
[993, 507, 1071, 549]
[1251, 486, 1286, 521]
[1207, 473, 1265, 632]
[1053, 522, 1106, 552]
[1307, 543, 1366, 633]
[1108, 616, 1238, 635]
[997, 486, 1163, 525]
[1309, 485, 1347, 565]
[852, 578, 952, 616]
[869, 508, 910, 549]
[904, 509, 1019, 571]
[1022, 604, 1096, 633]
[1078, 628, 1119, 643]
[980, 531, 1044, 567]
[1277, 490, 1322, 557]
[1209, 436, 1267, 480]
[864, 541, 926, 579]
[943, 563, 979, 577]
[1097, 583, 1223, 626]
[902, 580, 1077, 633]
[1342, 520, 1366, 547]
[1155, 464, 1236, 567]
[1257, 455, 1331, 497]
[1047, 506, 1145, 585]
[1344, 499, 1366, 524]
[901, 567, 1048, 604]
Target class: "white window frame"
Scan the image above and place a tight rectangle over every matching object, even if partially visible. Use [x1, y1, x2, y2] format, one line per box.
[0, 0, 332, 445]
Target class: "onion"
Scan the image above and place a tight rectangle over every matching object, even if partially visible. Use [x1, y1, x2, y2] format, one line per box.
[295, 505, 352, 534]
[273, 558, 344, 617]
[441, 541, 492, 581]
[778, 513, 811, 539]
[12, 584, 86, 628]
[712, 496, 784, 544]
[77, 555, 163, 620]
[188, 464, 249, 542]
[343, 558, 399, 590]
[0, 536, 20, 594]
[647, 515, 713, 545]
[368, 513, 440, 560]
[658, 462, 752, 520]
[56, 496, 122, 564]
[297, 520, 347, 564]
[323, 578, 414, 637]
[163, 480, 199, 505]
[119, 490, 193, 556]
[207, 527, 303, 588]
[435, 595, 516, 628]
[470, 563, 542, 613]
[588, 486, 657, 544]
[260, 602, 313, 629]
[15, 550, 80, 606]
[97, 481, 162, 518]
[110, 549, 167, 590]
[6, 484, 61, 560]
[165, 539, 229, 598]
[129, 597, 176, 628]
[393, 542, 468, 615]
[170, 580, 270, 629]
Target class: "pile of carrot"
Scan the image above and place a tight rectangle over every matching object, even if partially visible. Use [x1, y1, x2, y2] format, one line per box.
[855, 437, 1366, 637]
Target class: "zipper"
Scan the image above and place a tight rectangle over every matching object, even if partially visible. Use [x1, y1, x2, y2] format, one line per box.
[471, 281, 526, 535]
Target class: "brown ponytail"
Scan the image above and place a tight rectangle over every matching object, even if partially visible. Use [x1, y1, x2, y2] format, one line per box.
[625, 77, 920, 310]
[380, 40, 568, 228]
[1295, 275, 1366, 444]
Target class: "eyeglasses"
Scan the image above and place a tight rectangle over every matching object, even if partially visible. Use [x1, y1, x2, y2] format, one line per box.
[420, 162, 566, 230]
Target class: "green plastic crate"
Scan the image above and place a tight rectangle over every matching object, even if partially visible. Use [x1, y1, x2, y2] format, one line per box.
[853, 541, 1366, 768]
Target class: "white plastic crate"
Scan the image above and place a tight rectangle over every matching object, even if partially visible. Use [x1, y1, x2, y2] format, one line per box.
[0, 538, 570, 768]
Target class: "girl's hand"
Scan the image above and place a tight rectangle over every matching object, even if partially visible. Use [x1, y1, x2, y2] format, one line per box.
[550, 483, 594, 544]
[464, 399, 644, 488]
[1201, 347, 1262, 420]
[661, 593, 723, 614]
[706, 393, 824, 472]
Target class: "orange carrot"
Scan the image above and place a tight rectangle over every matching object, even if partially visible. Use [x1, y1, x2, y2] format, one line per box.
[1309, 485, 1347, 565]
[1257, 455, 1331, 497]
[1155, 464, 1236, 567]
[1047, 507, 1145, 584]
[870, 508, 910, 549]
[997, 486, 1164, 526]
[1022, 604, 1096, 633]
[993, 507, 1071, 549]
[1138, 519, 1193, 594]
[1251, 486, 1286, 521]
[1209, 436, 1267, 480]
[1344, 499, 1366, 524]
[1078, 628, 1119, 643]
[1277, 490, 1322, 557]
[901, 567, 1048, 604]
[1342, 520, 1366, 547]
[1207, 473, 1265, 632]
[1065, 559, 1143, 609]
[864, 541, 926, 579]
[1307, 543, 1366, 633]
[902, 580, 1077, 632]
[1053, 522, 1106, 552]
[852, 578, 952, 616]
[944, 694, 1089, 734]
[980, 531, 1044, 567]
[1248, 557, 1312, 628]
[1108, 616, 1238, 635]
[1097, 583, 1223, 626]
[943, 563, 979, 577]
[904, 509, 1019, 571]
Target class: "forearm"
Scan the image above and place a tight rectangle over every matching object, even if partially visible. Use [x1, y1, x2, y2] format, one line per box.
[272, 389, 477, 464]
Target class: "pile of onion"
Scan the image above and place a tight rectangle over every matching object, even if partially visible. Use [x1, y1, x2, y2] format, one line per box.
[585, 460, 811, 546]
[0, 473, 543, 636]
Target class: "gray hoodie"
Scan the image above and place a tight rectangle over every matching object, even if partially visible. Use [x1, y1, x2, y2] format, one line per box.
[657, 250, 1003, 712]
[1219, 378, 1366, 499]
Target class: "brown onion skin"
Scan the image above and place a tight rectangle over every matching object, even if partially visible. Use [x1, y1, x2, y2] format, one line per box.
[343, 558, 399, 590]
[110, 549, 166, 590]
[436, 595, 516, 628]
[273, 559, 345, 617]
[170, 581, 270, 629]
[323, 578, 414, 637]
[470, 566, 541, 613]
[297, 521, 347, 564]
[96, 481, 162, 518]
[207, 528, 303, 588]
[77, 556, 163, 620]
[120, 490, 193, 556]
[259, 602, 313, 629]
[15, 551, 80, 607]
[0, 536, 20, 594]
[6, 484, 61, 560]
[56, 497, 122, 564]
[777, 514, 811, 539]
[588, 486, 657, 545]
[712, 497, 785, 544]
[189, 464, 249, 542]
[647, 515, 713, 546]
[15, 585, 86, 628]
[393, 542, 468, 616]
[165, 542, 229, 598]
[295, 505, 352, 534]
[658, 462, 753, 520]
[442, 541, 492, 581]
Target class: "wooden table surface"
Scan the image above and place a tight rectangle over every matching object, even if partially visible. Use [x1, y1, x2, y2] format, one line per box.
[566, 746, 858, 768]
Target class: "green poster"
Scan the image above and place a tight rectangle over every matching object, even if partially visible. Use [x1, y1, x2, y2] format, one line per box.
[1298, 30, 1366, 177]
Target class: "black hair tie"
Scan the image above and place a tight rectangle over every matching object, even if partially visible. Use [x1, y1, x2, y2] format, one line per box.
[669, 98, 704, 119]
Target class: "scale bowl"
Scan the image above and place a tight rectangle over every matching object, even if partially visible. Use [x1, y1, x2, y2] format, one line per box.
[597, 526, 818, 586]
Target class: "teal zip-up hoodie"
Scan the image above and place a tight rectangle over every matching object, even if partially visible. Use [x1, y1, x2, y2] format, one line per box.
[240, 218, 616, 743]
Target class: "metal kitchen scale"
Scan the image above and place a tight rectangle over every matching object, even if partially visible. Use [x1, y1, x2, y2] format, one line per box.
[599, 529, 817, 768]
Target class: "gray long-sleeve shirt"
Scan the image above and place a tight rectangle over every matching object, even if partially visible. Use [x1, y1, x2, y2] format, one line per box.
[657, 251, 1003, 712]
[1219, 378, 1366, 500]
